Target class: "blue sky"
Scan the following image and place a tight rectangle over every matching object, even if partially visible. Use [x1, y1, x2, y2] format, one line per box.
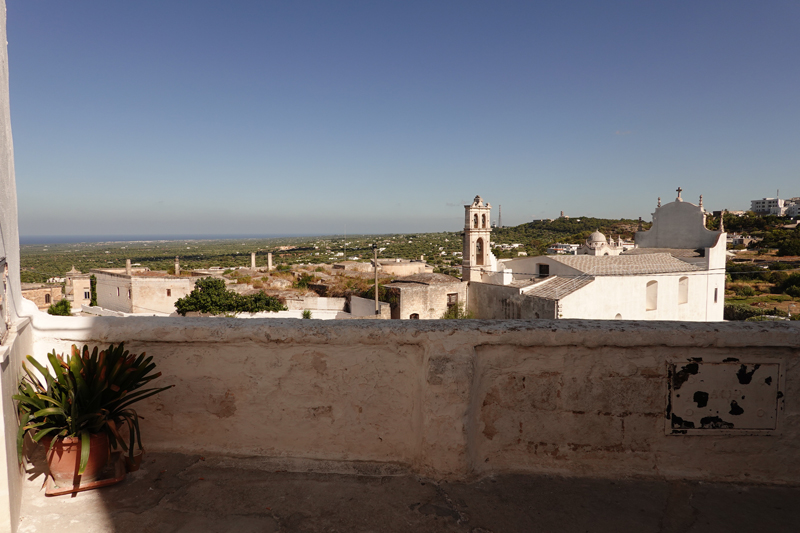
[7, 1, 800, 237]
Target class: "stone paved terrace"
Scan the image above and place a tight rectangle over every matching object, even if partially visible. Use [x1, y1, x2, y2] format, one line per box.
[18, 453, 800, 533]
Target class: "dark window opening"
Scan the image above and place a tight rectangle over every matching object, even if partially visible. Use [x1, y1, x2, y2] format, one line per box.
[167, 289, 172, 297]
[538, 264, 549, 278]
[447, 293, 458, 307]
[45, 294, 51, 304]
[473, 214, 478, 228]
[476, 239, 484, 266]
[409, 313, 420, 320]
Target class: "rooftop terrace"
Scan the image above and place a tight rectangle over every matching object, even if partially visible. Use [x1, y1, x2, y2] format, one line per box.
[19, 452, 800, 532]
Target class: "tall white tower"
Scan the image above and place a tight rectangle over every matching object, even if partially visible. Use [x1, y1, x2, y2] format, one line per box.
[462, 195, 492, 282]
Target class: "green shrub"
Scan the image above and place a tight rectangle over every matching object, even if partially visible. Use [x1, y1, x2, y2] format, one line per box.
[774, 273, 800, 296]
[175, 277, 287, 316]
[440, 302, 474, 319]
[302, 309, 312, 319]
[47, 299, 71, 316]
[723, 303, 764, 321]
[293, 273, 314, 289]
[734, 285, 756, 297]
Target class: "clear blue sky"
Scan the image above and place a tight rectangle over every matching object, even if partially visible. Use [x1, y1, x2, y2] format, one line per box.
[7, 1, 800, 237]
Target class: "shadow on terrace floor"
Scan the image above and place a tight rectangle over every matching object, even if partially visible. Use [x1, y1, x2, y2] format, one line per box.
[19, 452, 800, 533]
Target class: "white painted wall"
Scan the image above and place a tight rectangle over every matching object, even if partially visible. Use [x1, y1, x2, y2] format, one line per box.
[557, 271, 725, 321]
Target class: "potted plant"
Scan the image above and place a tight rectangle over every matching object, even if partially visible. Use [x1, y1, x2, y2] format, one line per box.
[15, 343, 172, 488]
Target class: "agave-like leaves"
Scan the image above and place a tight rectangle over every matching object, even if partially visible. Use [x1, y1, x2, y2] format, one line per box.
[16, 343, 173, 473]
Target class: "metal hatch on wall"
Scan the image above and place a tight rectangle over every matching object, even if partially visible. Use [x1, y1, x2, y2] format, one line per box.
[666, 357, 785, 436]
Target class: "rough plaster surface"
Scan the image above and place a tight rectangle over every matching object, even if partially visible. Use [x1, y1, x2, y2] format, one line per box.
[23, 312, 800, 485]
[18, 452, 800, 533]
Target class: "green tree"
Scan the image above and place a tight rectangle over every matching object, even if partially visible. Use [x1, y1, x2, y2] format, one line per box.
[89, 275, 97, 306]
[175, 277, 287, 316]
[47, 299, 71, 316]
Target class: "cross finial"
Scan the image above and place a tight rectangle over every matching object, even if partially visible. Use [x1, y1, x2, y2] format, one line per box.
[676, 187, 683, 201]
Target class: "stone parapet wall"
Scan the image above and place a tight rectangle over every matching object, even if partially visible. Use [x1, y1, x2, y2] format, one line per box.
[24, 313, 800, 484]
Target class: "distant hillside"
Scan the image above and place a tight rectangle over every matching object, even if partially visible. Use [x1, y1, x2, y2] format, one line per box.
[491, 217, 649, 256]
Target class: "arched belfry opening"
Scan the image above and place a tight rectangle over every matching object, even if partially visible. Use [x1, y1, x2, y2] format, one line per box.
[462, 194, 492, 282]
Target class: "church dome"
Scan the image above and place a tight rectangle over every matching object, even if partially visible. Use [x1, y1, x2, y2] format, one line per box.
[588, 230, 607, 244]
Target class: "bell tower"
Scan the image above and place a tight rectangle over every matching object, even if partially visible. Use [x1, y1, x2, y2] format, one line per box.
[462, 195, 492, 282]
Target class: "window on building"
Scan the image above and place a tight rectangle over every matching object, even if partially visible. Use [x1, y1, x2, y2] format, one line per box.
[538, 264, 549, 278]
[476, 239, 484, 266]
[646, 281, 658, 311]
[447, 293, 458, 307]
[481, 214, 486, 228]
[714, 287, 718, 303]
[473, 214, 478, 228]
[84, 291, 91, 299]
[45, 294, 51, 304]
[615, 313, 622, 319]
[117, 287, 120, 297]
[678, 277, 689, 304]
[127, 289, 132, 299]
[167, 289, 172, 297]
[409, 313, 419, 320]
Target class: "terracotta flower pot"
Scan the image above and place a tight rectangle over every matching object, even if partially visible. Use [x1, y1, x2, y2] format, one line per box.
[124, 451, 144, 472]
[43, 433, 110, 485]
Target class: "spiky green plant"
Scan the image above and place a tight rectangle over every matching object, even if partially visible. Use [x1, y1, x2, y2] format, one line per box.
[14, 343, 173, 475]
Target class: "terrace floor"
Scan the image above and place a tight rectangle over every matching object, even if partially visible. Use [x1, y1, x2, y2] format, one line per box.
[18, 453, 800, 533]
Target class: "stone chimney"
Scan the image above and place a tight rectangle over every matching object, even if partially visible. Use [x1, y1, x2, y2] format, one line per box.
[251, 252, 256, 270]
[267, 253, 273, 271]
[125, 259, 132, 276]
[174, 256, 180, 276]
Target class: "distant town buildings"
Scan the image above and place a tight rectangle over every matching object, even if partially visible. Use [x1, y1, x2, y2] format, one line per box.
[750, 196, 800, 216]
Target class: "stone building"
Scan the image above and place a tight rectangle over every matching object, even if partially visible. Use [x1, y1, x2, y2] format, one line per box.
[19, 283, 63, 311]
[385, 273, 467, 320]
[64, 266, 91, 309]
[92, 260, 194, 315]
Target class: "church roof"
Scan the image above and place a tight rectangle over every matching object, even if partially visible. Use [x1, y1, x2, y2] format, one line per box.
[523, 276, 595, 300]
[548, 253, 704, 275]
[622, 247, 703, 258]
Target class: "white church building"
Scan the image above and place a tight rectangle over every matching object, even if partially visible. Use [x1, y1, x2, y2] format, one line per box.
[465, 190, 726, 321]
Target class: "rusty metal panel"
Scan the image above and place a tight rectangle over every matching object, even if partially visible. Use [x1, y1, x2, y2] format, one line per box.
[666, 358, 784, 435]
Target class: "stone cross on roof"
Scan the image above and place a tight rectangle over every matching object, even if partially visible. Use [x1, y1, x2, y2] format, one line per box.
[676, 187, 683, 201]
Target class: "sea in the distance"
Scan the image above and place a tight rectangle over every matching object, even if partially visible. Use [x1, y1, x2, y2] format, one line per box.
[20, 234, 325, 245]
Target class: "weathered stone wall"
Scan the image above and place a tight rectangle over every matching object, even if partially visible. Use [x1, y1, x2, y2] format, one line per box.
[24, 313, 800, 485]
[392, 282, 467, 320]
[19, 286, 63, 310]
[349, 295, 391, 318]
[469, 282, 557, 319]
[93, 272, 134, 313]
[130, 276, 193, 314]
